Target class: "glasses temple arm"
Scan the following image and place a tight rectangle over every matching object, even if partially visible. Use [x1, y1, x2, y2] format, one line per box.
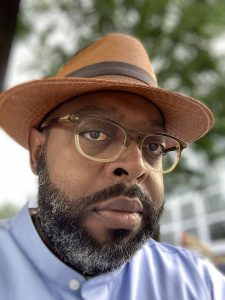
[39, 114, 73, 130]
[164, 143, 187, 154]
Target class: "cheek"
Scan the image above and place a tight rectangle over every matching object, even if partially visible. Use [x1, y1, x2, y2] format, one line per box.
[46, 132, 105, 196]
[145, 173, 164, 208]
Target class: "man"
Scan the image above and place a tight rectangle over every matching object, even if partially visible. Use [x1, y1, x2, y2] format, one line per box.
[0, 33, 224, 299]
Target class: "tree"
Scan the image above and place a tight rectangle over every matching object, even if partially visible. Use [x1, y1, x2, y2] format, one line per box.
[0, 203, 19, 219]
[15, 0, 225, 195]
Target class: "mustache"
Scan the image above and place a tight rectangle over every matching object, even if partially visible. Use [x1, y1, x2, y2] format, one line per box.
[70, 182, 164, 232]
[78, 183, 153, 211]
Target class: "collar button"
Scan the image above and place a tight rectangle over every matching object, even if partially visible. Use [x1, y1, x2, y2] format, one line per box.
[69, 279, 80, 291]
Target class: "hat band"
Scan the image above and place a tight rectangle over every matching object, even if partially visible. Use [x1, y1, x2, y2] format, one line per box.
[66, 61, 157, 86]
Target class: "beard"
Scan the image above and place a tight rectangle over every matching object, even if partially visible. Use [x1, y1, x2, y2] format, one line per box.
[36, 147, 164, 277]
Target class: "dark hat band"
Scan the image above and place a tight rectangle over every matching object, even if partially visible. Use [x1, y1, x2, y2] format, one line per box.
[66, 61, 158, 87]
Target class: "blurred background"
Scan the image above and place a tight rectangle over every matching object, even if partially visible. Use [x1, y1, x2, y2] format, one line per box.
[0, 0, 225, 273]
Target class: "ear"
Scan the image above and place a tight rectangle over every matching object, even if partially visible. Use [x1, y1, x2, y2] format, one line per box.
[28, 128, 46, 175]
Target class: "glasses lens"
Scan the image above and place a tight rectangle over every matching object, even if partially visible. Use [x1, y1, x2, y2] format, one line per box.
[77, 118, 126, 160]
[142, 135, 180, 173]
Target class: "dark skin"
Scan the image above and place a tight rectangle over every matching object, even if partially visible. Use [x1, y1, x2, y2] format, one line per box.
[28, 91, 165, 246]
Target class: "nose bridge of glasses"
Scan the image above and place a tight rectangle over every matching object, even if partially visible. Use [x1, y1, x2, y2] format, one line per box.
[124, 128, 147, 150]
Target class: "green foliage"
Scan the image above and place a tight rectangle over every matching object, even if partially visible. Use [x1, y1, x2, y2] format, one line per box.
[16, 0, 225, 194]
[0, 203, 19, 219]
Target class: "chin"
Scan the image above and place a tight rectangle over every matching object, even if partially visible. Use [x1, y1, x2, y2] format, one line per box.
[92, 228, 138, 246]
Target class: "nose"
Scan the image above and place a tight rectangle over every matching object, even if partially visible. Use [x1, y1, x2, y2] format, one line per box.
[105, 141, 149, 184]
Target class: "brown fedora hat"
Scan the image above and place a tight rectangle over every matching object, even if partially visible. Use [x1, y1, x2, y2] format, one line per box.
[0, 32, 214, 148]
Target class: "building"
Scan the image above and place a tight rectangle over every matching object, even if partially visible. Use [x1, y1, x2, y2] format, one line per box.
[160, 182, 225, 255]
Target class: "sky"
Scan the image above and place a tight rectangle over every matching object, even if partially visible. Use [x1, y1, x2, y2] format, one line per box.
[0, 129, 37, 207]
[0, 43, 39, 208]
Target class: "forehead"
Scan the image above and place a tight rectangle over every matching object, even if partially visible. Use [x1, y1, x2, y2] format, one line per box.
[46, 91, 164, 128]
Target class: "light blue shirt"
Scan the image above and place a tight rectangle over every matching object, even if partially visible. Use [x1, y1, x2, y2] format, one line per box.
[0, 205, 224, 300]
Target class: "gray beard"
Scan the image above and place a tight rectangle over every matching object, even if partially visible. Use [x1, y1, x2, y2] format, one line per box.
[36, 149, 163, 277]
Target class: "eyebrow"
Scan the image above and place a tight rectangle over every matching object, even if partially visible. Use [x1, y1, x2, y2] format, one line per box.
[75, 105, 165, 131]
[74, 105, 125, 120]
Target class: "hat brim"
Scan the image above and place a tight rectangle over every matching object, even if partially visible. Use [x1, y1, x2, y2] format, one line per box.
[0, 77, 214, 148]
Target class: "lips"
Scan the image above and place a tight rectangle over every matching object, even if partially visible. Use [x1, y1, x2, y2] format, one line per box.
[92, 197, 143, 230]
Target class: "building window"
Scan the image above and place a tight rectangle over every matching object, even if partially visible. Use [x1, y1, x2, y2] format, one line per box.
[160, 208, 172, 224]
[205, 196, 225, 214]
[181, 203, 195, 220]
[161, 232, 175, 245]
[209, 221, 225, 241]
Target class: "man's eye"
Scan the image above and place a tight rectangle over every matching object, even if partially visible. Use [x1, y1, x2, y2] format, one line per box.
[145, 143, 164, 155]
[81, 130, 109, 141]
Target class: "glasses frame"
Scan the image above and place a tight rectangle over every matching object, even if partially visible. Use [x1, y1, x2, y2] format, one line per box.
[40, 113, 187, 174]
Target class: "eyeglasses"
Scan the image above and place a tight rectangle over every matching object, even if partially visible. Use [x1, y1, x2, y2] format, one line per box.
[40, 113, 187, 174]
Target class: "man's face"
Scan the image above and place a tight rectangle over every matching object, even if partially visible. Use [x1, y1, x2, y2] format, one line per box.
[31, 91, 165, 276]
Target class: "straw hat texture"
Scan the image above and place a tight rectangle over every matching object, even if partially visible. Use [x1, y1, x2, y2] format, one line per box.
[0, 32, 214, 148]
